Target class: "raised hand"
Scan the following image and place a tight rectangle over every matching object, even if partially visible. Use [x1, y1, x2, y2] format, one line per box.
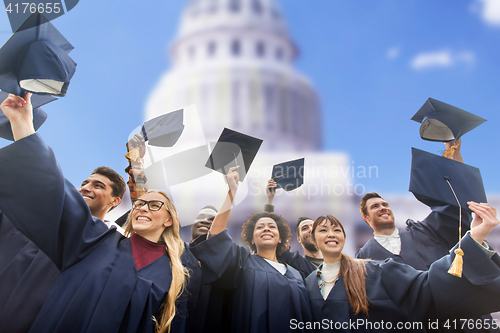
[226, 166, 240, 196]
[266, 179, 277, 205]
[468, 201, 499, 245]
[0, 93, 35, 140]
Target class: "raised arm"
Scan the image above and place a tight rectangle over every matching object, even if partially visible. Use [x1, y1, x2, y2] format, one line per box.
[468, 201, 499, 245]
[0, 93, 111, 270]
[125, 134, 148, 203]
[0, 93, 35, 141]
[380, 212, 500, 323]
[419, 139, 478, 247]
[264, 179, 277, 213]
[209, 166, 239, 236]
[442, 138, 463, 162]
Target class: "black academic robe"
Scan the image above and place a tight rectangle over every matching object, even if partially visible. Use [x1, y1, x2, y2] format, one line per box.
[356, 205, 499, 333]
[278, 249, 316, 280]
[264, 203, 318, 279]
[307, 234, 500, 332]
[0, 211, 60, 333]
[0, 134, 187, 332]
[190, 230, 314, 333]
[182, 241, 231, 333]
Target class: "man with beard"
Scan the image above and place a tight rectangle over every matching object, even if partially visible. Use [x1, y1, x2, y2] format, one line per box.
[356, 139, 498, 333]
[294, 217, 323, 268]
[264, 179, 320, 276]
[356, 139, 468, 269]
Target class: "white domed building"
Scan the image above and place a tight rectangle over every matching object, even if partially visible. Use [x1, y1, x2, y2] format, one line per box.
[143, 0, 359, 254]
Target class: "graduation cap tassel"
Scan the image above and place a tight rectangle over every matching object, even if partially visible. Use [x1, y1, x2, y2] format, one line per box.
[445, 178, 464, 278]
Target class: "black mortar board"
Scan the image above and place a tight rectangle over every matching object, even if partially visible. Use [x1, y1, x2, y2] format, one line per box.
[411, 98, 486, 142]
[409, 147, 487, 212]
[141, 109, 184, 147]
[271, 158, 305, 191]
[0, 12, 76, 98]
[205, 128, 263, 181]
[0, 91, 56, 140]
[115, 209, 131, 228]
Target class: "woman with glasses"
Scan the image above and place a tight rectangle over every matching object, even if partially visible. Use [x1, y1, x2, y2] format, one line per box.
[305, 213, 500, 332]
[0, 93, 190, 333]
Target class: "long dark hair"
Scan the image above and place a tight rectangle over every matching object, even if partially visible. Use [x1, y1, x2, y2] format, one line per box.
[312, 215, 369, 315]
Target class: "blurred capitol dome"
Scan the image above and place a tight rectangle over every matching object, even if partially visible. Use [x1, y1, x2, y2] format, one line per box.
[146, 0, 321, 151]
[144, 0, 358, 254]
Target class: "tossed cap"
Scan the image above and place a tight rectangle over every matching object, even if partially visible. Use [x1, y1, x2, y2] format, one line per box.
[409, 147, 487, 212]
[411, 98, 486, 142]
[271, 158, 305, 191]
[0, 91, 56, 140]
[141, 109, 184, 147]
[205, 128, 263, 181]
[0, 12, 76, 97]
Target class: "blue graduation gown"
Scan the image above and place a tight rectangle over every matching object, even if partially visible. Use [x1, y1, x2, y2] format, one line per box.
[0, 211, 60, 333]
[182, 240, 231, 333]
[0, 134, 183, 332]
[356, 205, 471, 270]
[278, 249, 316, 280]
[356, 206, 499, 333]
[190, 230, 314, 333]
[307, 234, 500, 332]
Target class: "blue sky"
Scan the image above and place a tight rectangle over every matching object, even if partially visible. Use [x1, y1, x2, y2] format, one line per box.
[1, 0, 499, 197]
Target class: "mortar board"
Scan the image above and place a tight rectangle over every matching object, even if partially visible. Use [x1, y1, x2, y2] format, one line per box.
[411, 98, 486, 142]
[141, 109, 184, 147]
[205, 128, 263, 181]
[409, 147, 486, 212]
[0, 91, 56, 140]
[271, 158, 305, 191]
[0, 12, 76, 98]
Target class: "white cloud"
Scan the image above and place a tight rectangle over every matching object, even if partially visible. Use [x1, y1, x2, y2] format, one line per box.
[386, 46, 400, 60]
[410, 49, 476, 70]
[475, 0, 500, 26]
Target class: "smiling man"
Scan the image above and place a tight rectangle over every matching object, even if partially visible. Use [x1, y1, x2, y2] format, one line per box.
[294, 217, 323, 268]
[355, 140, 498, 333]
[79, 166, 126, 232]
[191, 205, 218, 241]
[356, 140, 470, 270]
[0, 90, 128, 333]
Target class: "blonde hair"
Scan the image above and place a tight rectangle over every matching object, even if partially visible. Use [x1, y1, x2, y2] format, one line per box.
[124, 191, 188, 333]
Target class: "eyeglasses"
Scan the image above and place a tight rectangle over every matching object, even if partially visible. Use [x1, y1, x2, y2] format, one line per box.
[132, 199, 165, 211]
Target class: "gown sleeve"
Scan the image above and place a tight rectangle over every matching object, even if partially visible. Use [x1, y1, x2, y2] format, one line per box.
[189, 230, 250, 290]
[381, 233, 500, 321]
[0, 134, 113, 270]
[412, 204, 472, 251]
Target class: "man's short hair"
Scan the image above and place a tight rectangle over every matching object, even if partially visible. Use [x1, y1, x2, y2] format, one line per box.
[295, 216, 313, 236]
[91, 166, 126, 200]
[359, 192, 383, 220]
[200, 205, 218, 213]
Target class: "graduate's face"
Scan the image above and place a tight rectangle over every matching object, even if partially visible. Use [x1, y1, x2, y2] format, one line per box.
[191, 208, 216, 240]
[79, 174, 120, 219]
[252, 217, 281, 252]
[297, 219, 318, 252]
[131, 192, 172, 242]
[363, 197, 395, 232]
[313, 220, 345, 261]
